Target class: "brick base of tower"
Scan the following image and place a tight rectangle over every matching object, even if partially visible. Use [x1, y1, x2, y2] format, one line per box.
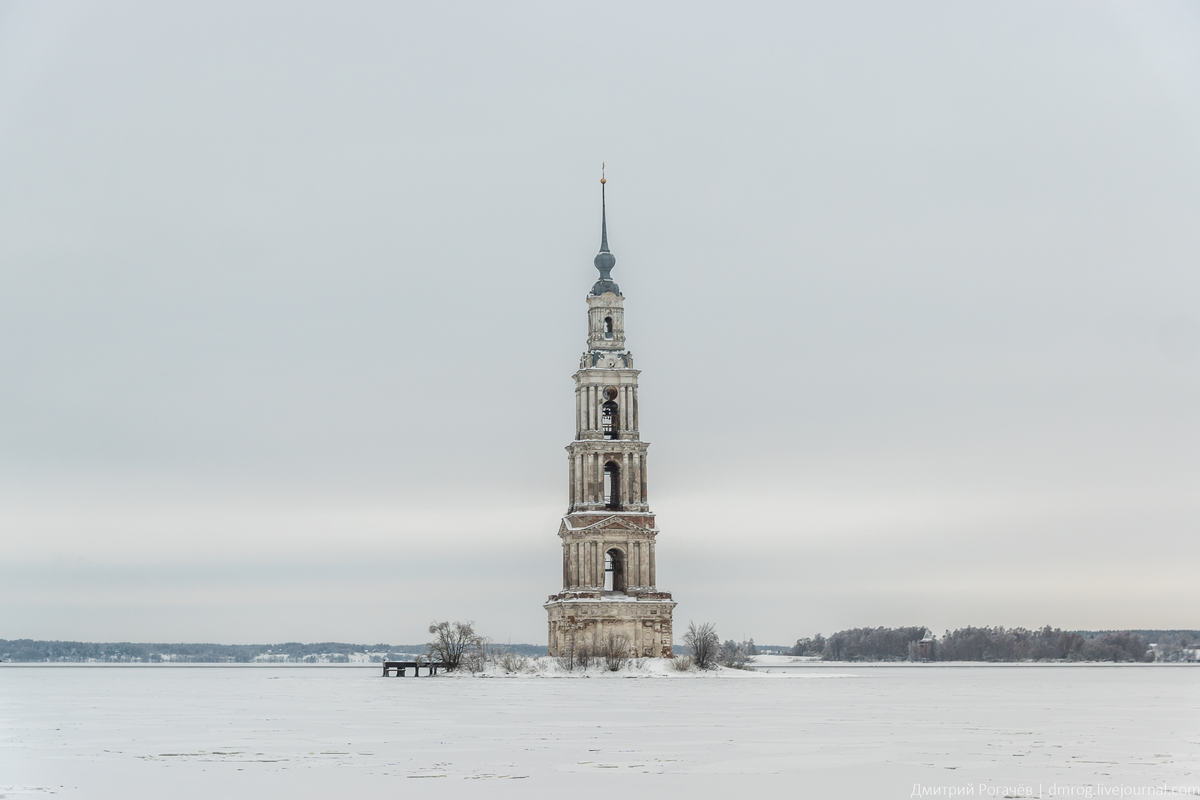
[545, 595, 676, 659]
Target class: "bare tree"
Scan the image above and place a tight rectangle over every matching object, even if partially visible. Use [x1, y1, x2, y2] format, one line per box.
[683, 621, 720, 670]
[555, 630, 576, 671]
[427, 620, 481, 670]
[556, 629, 590, 671]
[461, 635, 492, 674]
[601, 631, 630, 672]
[574, 640, 594, 671]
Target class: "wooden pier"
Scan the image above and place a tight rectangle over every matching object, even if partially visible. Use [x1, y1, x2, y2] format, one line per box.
[381, 661, 444, 677]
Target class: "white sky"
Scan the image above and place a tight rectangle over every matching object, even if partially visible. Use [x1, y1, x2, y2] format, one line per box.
[1, 1, 1198, 645]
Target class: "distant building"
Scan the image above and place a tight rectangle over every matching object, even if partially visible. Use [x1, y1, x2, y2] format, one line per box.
[916, 635, 935, 661]
[543, 173, 676, 658]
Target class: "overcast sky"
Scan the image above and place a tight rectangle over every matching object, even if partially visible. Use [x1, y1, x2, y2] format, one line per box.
[2, 1, 1198, 646]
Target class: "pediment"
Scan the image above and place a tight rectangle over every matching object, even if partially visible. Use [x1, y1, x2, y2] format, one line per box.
[562, 513, 657, 534]
[583, 515, 643, 532]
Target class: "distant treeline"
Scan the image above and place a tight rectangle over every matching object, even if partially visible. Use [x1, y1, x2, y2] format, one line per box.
[0, 640, 548, 663]
[5, 631, 1193, 664]
[790, 627, 1200, 662]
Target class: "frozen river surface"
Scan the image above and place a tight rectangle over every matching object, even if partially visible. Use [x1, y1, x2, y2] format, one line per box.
[2, 664, 1198, 799]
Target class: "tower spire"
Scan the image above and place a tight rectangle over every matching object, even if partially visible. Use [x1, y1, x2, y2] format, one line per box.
[592, 163, 619, 295]
[600, 162, 609, 252]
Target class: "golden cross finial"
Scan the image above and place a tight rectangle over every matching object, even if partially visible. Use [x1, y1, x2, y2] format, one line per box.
[601, 162, 606, 184]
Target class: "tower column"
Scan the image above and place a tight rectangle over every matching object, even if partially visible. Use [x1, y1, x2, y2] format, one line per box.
[641, 454, 648, 504]
[580, 454, 588, 509]
[580, 455, 590, 506]
[630, 541, 639, 587]
[632, 540, 642, 588]
[586, 453, 594, 506]
[595, 452, 603, 506]
[649, 542, 656, 587]
[596, 453, 603, 506]
[637, 453, 645, 506]
[631, 453, 640, 506]
[574, 453, 583, 510]
[621, 451, 631, 512]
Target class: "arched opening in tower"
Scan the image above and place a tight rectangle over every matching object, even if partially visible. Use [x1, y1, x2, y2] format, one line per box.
[603, 461, 620, 509]
[604, 548, 626, 594]
[604, 316, 613, 338]
[601, 401, 619, 439]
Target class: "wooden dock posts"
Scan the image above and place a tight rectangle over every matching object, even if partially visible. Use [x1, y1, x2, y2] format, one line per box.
[381, 661, 444, 677]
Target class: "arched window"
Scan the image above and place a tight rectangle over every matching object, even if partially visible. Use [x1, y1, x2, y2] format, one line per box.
[601, 401, 619, 439]
[604, 316, 613, 339]
[604, 548, 626, 593]
[603, 461, 620, 510]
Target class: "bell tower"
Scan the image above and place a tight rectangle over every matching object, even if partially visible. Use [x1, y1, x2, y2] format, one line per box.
[544, 169, 676, 659]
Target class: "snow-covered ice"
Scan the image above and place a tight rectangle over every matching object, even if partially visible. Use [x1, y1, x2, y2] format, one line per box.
[2, 662, 1197, 798]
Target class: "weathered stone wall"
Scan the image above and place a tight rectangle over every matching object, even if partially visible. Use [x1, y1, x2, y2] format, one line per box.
[558, 514, 659, 591]
[545, 599, 676, 659]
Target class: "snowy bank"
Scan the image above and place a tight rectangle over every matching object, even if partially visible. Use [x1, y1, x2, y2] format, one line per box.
[439, 655, 859, 678]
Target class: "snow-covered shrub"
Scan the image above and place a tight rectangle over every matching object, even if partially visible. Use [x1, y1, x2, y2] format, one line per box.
[669, 655, 694, 671]
[498, 651, 528, 673]
[601, 632, 630, 672]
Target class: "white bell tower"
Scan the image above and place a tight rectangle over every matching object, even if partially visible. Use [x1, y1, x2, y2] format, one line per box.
[544, 168, 676, 659]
